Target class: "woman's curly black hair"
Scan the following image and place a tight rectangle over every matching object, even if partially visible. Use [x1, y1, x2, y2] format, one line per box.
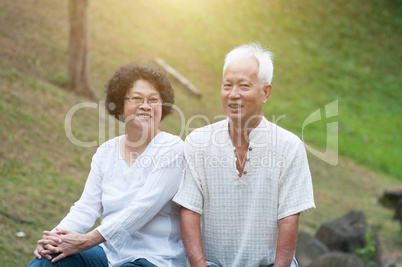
[105, 63, 174, 122]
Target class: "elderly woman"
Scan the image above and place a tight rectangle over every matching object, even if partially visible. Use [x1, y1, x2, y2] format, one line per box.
[28, 63, 187, 267]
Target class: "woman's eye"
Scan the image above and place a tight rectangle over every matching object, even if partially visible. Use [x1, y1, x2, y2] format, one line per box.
[132, 97, 143, 102]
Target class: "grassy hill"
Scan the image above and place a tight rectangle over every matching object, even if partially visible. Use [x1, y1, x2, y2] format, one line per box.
[0, 0, 401, 266]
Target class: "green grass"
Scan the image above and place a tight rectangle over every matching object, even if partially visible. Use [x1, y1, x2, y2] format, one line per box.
[0, 0, 401, 266]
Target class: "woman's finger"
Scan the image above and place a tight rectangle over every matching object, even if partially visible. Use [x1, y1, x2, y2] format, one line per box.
[40, 234, 62, 244]
[42, 251, 53, 261]
[38, 238, 61, 247]
[33, 249, 42, 259]
[44, 244, 59, 254]
[51, 252, 67, 263]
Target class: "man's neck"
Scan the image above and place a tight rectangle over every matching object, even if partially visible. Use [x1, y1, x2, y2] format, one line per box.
[228, 116, 263, 148]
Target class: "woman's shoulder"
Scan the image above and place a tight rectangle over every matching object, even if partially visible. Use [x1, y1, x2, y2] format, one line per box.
[98, 135, 123, 148]
[94, 135, 123, 155]
[151, 132, 184, 153]
[155, 131, 183, 145]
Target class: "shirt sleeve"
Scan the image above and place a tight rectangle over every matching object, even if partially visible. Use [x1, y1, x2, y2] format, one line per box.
[96, 148, 184, 253]
[55, 149, 104, 233]
[172, 140, 204, 215]
[277, 142, 315, 220]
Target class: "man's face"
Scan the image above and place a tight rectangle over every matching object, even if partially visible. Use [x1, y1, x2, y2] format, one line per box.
[221, 57, 271, 128]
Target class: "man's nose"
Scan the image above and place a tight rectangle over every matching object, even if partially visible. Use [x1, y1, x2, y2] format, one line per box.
[228, 86, 241, 99]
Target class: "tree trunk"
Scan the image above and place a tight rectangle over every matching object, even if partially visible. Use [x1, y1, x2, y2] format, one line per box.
[68, 0, 98, 100]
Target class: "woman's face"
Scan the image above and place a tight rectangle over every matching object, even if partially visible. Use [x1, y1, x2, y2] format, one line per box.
[123, 79, 162, 134]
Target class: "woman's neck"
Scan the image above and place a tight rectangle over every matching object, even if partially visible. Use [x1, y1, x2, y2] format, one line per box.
[125, 125, 159, 147]
[121, 127, 160, 167]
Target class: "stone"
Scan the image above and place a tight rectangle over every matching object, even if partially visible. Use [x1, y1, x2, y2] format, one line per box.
[296, 231, 329, 267]
[307, 252, 365, 267]
[315, 210, 382, 266]
[379, 189, 402, 208]
[393, 198, 402, 226]
[315, 210, 367, 252]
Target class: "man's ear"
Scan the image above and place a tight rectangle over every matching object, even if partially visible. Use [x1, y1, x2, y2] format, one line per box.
[262, 83, 272, 103]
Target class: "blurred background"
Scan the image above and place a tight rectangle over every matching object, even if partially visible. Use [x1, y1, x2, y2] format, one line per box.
[0, 0, 401, 266]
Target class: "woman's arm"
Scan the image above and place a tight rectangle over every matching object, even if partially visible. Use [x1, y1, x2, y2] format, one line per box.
[33, 150, 105, 259]
[54, 168, 104, 233]
[96, 150, 184, 253]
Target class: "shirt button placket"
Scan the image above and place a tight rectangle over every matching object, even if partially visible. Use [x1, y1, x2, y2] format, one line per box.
[243, 146, 252, 176]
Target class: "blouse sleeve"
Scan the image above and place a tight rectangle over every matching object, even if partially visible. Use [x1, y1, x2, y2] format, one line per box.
[96, 146, 184, 253]
[55, 149, 104, 233]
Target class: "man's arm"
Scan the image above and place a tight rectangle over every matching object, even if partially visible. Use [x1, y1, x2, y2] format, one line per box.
[274, 213, 300, 267]
[180, 207, 207, 267]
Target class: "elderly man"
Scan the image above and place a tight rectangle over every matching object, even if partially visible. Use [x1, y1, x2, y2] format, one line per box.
[173, 43, 315, 267]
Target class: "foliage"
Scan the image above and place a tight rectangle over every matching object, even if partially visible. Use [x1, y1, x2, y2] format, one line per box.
[356, 232, 376, 267]
[393, 229, 402, 245]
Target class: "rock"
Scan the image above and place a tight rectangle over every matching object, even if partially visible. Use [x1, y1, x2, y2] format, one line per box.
[315, 210, 367, 252]
[379, 189, 402, 208]
[296, 231, 329, 267]
[307, 252, 365, 267]
[393, 198, 402, 226]
[315, 210, 382, 266]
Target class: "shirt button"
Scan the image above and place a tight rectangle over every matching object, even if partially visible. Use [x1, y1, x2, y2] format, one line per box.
[248, 147, 253, 151]
[246, 158, 250, 161]
[243, 171, 247, 175]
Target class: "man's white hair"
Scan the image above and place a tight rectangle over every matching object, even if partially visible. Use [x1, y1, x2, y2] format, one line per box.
[223, 42, 274, 84]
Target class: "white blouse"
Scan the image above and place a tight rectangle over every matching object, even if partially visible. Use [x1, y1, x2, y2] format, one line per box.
[56, 132, 187, 267]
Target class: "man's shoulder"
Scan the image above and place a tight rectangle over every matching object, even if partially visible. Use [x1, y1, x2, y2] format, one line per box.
[183, 120, 228, 153]
[261, 118, 303, 145]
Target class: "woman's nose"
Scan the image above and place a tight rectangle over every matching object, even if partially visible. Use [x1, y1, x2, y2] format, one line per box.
[139, 101, 152, 110]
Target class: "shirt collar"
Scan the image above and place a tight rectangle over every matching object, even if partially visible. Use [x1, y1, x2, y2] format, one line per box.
[225, 116, 270, 142]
